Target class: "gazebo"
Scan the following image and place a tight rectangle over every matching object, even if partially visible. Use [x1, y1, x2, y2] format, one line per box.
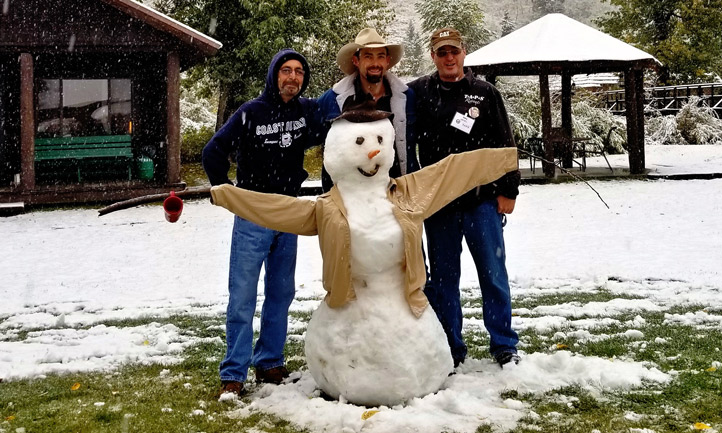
[465, 13, 660, 177]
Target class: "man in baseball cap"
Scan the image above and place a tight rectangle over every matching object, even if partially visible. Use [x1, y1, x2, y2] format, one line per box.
[317, 28, 419, 191]
[430, 27, 464, 52]
[408, 27, 522, 370]
[429, 27, 466, 82]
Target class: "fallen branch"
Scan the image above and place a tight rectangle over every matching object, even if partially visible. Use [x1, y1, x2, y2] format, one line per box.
[97, 186, 211, 217]
[517, 149, 610, 209]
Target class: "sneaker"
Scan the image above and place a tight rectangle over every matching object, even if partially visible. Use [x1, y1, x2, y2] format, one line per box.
[255, 366, 290, 385]
[495, 351, 521, 368]
[220, 381, 244, 396]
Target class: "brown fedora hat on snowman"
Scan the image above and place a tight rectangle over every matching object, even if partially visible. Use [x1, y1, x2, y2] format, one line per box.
[336, 28, 404, 75]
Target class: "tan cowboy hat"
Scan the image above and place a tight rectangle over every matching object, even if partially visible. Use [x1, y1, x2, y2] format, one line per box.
[337, 28, 403, 75]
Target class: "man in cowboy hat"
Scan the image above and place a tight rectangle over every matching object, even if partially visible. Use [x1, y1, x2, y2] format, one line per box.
[317, 28, 419, 191]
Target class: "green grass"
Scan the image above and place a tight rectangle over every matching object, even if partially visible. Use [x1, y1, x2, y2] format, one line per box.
[0, 345, 308, 433]
[495, 291, 722, 433]
[511, 289, 646, 310]
[2, 288, 721, 432]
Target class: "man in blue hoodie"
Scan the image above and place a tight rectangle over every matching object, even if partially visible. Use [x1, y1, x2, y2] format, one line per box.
[202, 49, 319, 396]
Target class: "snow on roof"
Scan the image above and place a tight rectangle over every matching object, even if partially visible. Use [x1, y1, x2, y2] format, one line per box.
[465, 13, 660, 67]
[103, 0, 222, 56]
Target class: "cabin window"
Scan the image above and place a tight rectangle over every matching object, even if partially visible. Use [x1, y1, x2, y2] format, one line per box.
[36, 78, 131, 138]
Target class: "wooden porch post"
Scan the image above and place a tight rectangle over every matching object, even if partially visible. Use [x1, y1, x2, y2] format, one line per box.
[539, 74, 555, 178]
[166, 51, 181, 184]
[19, 53, 35, 191]
[625, 68, 646, 174]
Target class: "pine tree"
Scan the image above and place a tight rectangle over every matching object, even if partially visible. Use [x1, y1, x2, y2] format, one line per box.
[415, 0, 493, 52]
[398, 21, 425, 77]
[500, 10, 515, 36]
[532, 0, 565, 17]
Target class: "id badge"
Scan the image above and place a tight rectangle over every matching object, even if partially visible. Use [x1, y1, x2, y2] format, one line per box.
[451, 111, 475, 134]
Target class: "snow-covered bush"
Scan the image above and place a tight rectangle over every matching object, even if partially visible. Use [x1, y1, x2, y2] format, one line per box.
[645, 114, 685, 145]
[498, 80, 626, 153]
[180, 87, 217, 162]
[497, 79, 541, 144]
[180, 89, 217, 133]
[675, 97, 722, 145]
[646, 97, 722, 145]
[571, 97, 627, 154]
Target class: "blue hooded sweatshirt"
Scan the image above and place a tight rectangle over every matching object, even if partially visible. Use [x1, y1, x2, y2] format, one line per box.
[202, 49, 320, 196]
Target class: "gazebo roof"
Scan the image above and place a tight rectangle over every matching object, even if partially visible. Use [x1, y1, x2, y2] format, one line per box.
[465, 13, 660, 75]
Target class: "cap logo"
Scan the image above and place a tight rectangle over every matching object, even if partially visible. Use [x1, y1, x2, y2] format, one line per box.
[439, 31, 450, 37]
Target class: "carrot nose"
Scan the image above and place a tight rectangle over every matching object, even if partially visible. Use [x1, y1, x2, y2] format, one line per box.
[368, 149, 380, 159]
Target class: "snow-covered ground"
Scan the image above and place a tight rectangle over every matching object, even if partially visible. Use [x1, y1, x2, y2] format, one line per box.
[588, 143, 722, 175]
[1, 145, 721, 432]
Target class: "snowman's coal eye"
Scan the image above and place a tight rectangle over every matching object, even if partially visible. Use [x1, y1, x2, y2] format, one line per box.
[356, 137, 364, 145]
[377, 136, 383, 143]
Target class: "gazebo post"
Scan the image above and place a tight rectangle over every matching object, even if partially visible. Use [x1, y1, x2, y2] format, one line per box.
[560, 73, 574, 168]
[539, 74, 555, 178]
[625, 68, 646, 174]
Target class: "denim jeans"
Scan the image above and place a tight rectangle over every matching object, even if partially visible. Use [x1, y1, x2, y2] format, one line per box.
[219, 216, 297, 383]
[424, 199, 518, 364]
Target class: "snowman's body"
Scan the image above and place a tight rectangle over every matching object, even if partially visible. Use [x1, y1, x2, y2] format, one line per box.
[209, 112, 518, 407]
[304, 115, 453, 407]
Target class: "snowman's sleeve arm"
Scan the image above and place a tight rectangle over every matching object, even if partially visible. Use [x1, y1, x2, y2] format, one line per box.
[210, 184, 318, 235]
[401, 147, 518, 217]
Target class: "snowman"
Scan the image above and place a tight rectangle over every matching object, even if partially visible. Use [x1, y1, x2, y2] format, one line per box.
[209, 107, 519, 406]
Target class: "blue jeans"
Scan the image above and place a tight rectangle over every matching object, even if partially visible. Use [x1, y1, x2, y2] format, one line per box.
[424, 199, 518, 364]
[219, 216, 297, 383]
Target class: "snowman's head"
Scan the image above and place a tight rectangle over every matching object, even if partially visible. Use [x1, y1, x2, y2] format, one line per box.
[323, 108, 395, 186]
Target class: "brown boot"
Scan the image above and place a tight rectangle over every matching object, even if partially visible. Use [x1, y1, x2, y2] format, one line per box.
[220, 380, 244, 396]
[255, 366, 289, 385]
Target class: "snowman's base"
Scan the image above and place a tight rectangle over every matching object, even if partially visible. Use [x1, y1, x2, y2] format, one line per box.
[305, 285, 453, 407]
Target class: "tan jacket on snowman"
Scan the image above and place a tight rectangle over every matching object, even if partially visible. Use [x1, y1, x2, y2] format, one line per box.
[210, 147, 518, 318]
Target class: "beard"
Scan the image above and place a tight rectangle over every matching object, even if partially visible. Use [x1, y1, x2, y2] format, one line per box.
[279, 79, 300, 98]
[281, 78, 300, 89]
[365, 71, 383, 83]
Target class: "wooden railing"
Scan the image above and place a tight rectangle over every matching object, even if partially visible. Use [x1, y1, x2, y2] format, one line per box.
[601, 82, 722, 115]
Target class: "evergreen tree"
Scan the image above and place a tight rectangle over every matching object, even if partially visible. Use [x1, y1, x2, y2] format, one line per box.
[155, 0, 394, 126]
[398, 21, 425, 77]
[500, 10, 515, 36]
[532, 0, 565, 17]
[596, 0, 722, 84]
[415, 0, 493, 52]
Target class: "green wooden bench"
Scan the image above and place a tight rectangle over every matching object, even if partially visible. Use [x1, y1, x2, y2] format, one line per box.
[34, 134, 133, 182]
